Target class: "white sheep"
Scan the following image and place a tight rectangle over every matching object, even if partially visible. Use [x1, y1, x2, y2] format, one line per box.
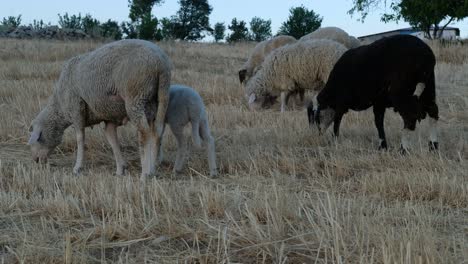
[246, 39, 348, 112]
[238, 35, 297, 85]
[300, 27, 361, 49]
[28, 39, 172, 179]
[157, 84, 217, 177]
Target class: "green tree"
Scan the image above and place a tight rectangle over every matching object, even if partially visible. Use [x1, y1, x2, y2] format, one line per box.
[349, 0, 468, 39]
[1, 15, 22, 28]
[226, 18, 249, 42]
[82, 14, 101, 37]
[170, 0, 213, 41]
[30, 19, 48, 30]
[128, 0, 164, 22]
[213, 22, 226, 42]
[278, 6, 322, 38]
[58, 13, 83, 29]
[139, 12, 159, 40]
[158, 17, 175, 40]
[249, 17, 272, 42]
[127, 0, 164, 40]
[101, 19, 123, 40]
[121, 21, 138, 39]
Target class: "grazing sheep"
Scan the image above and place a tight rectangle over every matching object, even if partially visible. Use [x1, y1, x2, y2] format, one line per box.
[28, 39, 172, 178]
[300, 27, 361, 49]
[308, 35, 439, 153]
[246, 39, 347, 112]
[157, 84, 217, 177]
[238, 35, 296, 85]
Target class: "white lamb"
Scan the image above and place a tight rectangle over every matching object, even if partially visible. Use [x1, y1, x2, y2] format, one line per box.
[300, 26, 361, 49]
[238, 35, 297, 85]
[28, 39, 172, 179]
[246, 39, 347, 112]
[157, 84, 217, 177]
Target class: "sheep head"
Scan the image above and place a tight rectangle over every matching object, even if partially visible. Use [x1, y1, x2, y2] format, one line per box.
[308, 95, 335, 134]
[28, 108, 65, 163]
[245, 72, 277, 111]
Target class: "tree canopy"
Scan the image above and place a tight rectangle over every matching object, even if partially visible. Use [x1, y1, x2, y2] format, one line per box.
[169, 0, 213, 41]
[226, 18, 249, 42]
[349, 0, 468, 39]
[249, 17, 272, 42]
[213, 22, 226, 42]
[277, 6, 322, 39]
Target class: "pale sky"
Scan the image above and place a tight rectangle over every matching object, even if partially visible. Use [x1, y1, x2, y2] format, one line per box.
[2, 0, 468, 38]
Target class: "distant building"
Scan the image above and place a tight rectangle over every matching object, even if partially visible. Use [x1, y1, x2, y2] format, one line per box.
[358, 27, 460, 43]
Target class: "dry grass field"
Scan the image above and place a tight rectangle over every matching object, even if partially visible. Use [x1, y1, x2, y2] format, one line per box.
[0, 38, 467, 263]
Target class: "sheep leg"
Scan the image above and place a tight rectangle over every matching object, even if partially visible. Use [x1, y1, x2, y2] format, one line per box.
[155, 73, 170, 164]
[425, 102, 439, 151]
[284, 91, 292, 106]
[171, 126, 187, 175]
[333, 112, 344, 138]
[126, 100, 157, 180]
[280, 92, 287, 112]
[73, 126, 85, 175]
[104, 122, 128, 176]
[156, 124, 166, 166]
[373, 106, 387, 150]
[299, 89, 305, 102]
[138, 120, 157, 179]
[400, 116, 416, 155]
[191, 120, 202, 148]
[200, 119, 217, 177]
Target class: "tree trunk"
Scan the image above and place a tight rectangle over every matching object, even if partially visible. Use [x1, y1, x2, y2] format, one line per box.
[424, 28, 432, 39]
[432, 23, 439, 39]
[437, 17, 455, 39]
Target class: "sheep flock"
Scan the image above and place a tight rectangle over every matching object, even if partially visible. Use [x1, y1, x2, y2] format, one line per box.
[28, 26, 442, 177]
[1, 22, 465, 263]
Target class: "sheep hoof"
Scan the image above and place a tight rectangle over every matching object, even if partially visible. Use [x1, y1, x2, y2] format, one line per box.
[378, 141, 388, 150]
[399, 145, 409, 155]
[429, 141, 439, 151]
[140, 171, 159, 182]
[210, 169, 219, 178]
[116, 164, 128, 176]
[73, 166, 82, 176]
[173, 169, 184, 177]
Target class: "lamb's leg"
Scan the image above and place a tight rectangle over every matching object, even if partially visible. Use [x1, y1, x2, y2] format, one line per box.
[191, 119, 202, 148]
[200, 119, 217, 177]
[171, 126, 187, 175]
[73, 126, 85, 175]
[373, 106, 387, 150]
[104, 122, 128, 176]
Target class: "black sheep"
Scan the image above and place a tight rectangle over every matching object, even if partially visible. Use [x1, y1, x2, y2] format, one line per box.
[307, 35, 439, 153]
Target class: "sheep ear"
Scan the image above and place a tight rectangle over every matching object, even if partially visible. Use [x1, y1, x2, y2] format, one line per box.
[239, 69, 247, 84]
[248, 94, 256, 104]
[28, 130, 42, 145]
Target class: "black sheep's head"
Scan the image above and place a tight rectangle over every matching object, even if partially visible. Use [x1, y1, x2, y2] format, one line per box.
[308, 95, 335, 134]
